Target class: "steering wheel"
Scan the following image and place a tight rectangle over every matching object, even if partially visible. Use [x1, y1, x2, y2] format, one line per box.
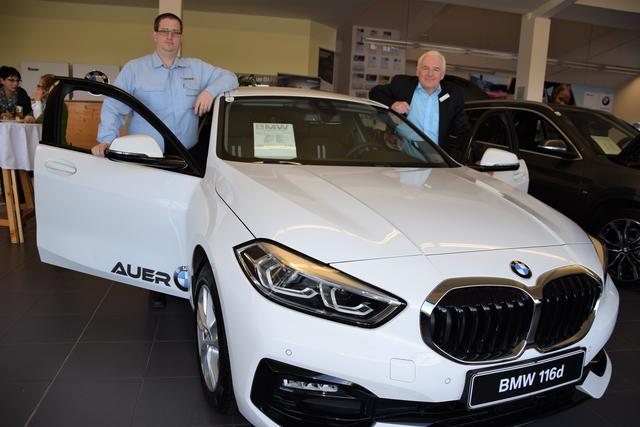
[345, 143, 384, 158]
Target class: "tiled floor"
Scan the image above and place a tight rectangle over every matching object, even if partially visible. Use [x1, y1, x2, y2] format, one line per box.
[1, 220, 639, 426]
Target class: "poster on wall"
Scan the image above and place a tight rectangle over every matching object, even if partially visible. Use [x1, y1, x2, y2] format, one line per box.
[582, 91, 614, 112]
[349, 26, 405, 98]
[72, 63, 120, 100]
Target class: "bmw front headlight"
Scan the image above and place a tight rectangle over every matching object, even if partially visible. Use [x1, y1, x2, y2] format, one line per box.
[235, 240, 405, 327]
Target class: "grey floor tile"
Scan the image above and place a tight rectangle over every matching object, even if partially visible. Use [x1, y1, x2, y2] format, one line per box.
[132, 377, 234, 427]
[0, 290, 38, 316]
[0, 380, 49, 427]
[59, 342, 152, 380]
[525, 399, 610, 426]
[1, 313, 90, 344]
[96, 284, 155, 316]
[156, 312, 196, 341]
[0, 342, 72, 381]
[604, 350, 640, 392]
[146, 341, 199, 378]
[28, 287, 107, 315]
[29, 378, 141, 427]
[587, 389, 640, 427]
[82, 313, 159, 342]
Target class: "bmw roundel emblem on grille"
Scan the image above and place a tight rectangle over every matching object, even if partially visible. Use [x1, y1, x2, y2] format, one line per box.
[510, 260, 532, 278]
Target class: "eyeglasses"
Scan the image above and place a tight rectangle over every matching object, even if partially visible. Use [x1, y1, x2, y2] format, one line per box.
[4, 78, 20, 83]
[156, 28, 182, 37]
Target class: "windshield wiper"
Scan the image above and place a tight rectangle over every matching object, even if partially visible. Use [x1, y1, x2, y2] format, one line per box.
[255, 159, 301, 165]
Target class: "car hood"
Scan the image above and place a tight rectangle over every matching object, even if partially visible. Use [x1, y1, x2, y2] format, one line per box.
[215, 162, 589, 263]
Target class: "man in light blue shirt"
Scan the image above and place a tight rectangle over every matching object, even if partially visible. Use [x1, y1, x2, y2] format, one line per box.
[369, 51, 470, 161]
[92, 12, 238, 157]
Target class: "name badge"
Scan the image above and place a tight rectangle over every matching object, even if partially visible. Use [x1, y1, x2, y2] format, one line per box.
[183, 77, 195, 81]
[439, 93, 450, 102]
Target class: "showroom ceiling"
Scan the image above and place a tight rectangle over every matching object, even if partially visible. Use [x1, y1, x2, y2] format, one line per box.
[43, 0, 639, 87]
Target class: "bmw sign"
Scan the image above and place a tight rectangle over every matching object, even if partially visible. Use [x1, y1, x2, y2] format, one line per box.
[510, 260, 532, 279]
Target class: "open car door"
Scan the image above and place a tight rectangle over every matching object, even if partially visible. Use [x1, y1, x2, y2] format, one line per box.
[35, 77, 204, 298]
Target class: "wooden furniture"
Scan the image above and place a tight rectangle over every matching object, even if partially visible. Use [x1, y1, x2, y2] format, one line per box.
[0, 121, 40, 244]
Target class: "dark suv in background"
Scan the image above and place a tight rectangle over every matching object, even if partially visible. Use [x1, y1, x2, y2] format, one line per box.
[463, 100, 640, 286]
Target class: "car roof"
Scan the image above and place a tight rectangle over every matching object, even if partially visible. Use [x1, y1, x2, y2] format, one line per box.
[226, 86, 385, 108]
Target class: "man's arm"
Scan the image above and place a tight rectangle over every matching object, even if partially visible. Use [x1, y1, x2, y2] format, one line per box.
[369, 75, 412, 115]
[94, 65, 135, 156]
[194, 61, 239, 116]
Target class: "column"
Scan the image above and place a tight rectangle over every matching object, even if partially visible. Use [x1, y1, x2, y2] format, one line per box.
[514, 14, 550, 102]
[159, 0, 182, 17]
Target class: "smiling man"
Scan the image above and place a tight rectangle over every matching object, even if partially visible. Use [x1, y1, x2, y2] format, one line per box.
[369, 50, 470, 161]
[92, 12, 238, 158]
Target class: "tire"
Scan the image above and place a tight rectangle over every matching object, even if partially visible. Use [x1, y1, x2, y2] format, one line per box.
[596, 208, 640, 286]
[194, 264, 236, 412]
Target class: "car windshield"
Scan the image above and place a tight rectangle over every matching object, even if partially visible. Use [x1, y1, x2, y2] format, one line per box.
[220, 96, 451, 167]
[560, 109, 639, 156]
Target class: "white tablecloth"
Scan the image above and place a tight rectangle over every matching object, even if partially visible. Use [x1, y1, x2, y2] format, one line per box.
[0, 121, 42, 171]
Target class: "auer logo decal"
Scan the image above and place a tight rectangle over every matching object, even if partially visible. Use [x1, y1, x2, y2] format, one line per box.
[510, 260, 532, 279]
[173, 266, 191, 291]
[111, 262, 171, 287]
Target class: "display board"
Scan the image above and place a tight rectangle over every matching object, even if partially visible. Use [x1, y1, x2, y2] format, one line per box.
[349, 26, 405, 99]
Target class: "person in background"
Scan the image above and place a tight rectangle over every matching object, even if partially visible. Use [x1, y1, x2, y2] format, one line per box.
[0, 66, 35, 123]
[369, 50, 470, 162]
[550, 83, 576, 105]
[92, 12, 238, 309]
[32, 74, 68, 144]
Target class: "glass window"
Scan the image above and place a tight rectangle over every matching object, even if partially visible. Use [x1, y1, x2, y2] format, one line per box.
[512, 110, 570, 155]
[561, 109, 637, 156]
[467, 111, 511, 163]
[221, 97, 451, 167]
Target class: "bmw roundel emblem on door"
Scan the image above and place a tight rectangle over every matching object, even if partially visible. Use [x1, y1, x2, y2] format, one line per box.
[510, 260, 532, 278]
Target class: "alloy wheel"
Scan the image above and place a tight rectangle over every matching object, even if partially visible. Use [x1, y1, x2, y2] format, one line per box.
[598, 218, 640, 284]
[197, 285, 220, 392]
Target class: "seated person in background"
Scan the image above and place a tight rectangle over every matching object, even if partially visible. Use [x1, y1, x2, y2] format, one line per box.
[550, 84, 575, 105]
[32, 74, 68, 144]
[0, 66, 35, 123]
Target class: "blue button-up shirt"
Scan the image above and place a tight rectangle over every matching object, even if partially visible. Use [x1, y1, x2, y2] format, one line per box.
[407, 84, 441, 145]
[98, 52, 238, 150]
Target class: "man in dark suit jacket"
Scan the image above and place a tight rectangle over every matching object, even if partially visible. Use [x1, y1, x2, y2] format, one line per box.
[369, 51, 470, 161]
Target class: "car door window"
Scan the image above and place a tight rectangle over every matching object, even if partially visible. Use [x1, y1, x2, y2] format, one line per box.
[466, 110, 512, 163]
[512, 110, 573, 156]
[42, 79, 202, 176]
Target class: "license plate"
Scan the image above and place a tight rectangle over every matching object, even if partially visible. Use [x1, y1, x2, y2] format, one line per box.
[467, 349, 585, 409]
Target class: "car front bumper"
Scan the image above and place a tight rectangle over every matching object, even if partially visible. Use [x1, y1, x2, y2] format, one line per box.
[207, 237, 618, 427]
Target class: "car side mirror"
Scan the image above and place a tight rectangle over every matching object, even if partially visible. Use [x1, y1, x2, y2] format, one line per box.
[469, 147, 520, 172]
[537, 139, 578, 158]
[106, 134, 188, 170]
[539, 138, 569, 151]
[108, 134, 164, 158]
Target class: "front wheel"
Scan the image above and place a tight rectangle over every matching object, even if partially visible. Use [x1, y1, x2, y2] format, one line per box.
[195, 264, 235, 412]
[596, 208, 640, 286]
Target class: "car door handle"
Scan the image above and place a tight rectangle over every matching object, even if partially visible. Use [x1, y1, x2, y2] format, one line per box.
[44, 160, 77, 176]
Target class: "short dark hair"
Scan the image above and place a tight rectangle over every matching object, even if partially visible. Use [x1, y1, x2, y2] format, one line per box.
[154, 13, 183, 33]
[0, 65, 21, 81]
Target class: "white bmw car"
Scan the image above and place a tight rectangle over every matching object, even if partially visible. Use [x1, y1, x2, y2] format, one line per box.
[35, 78, 618, 426]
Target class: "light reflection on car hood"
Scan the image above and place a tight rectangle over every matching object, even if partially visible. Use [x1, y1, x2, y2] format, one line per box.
[215, 162, 589, 263]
